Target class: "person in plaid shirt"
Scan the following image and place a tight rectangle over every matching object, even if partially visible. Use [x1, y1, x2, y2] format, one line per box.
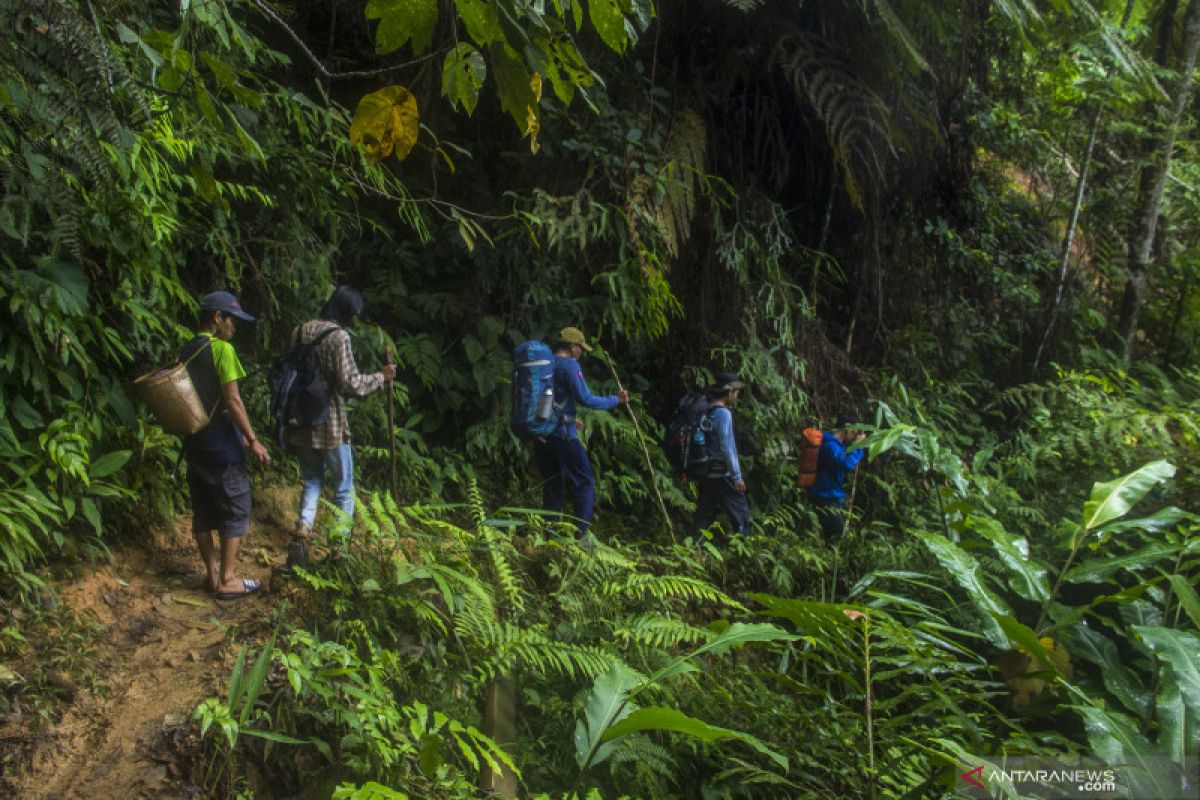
[286, 286, 395, 560]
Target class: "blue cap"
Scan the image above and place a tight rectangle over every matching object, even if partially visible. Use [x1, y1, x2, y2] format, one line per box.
[199, 291, 255, 322]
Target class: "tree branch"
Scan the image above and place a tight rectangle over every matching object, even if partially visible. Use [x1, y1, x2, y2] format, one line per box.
[249, 0, 444, 80]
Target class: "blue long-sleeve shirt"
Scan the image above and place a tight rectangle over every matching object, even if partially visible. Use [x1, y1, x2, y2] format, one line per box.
[708, 405, 742, 482]
[553, 356, 618, 440]
[807, 432, 864, 502]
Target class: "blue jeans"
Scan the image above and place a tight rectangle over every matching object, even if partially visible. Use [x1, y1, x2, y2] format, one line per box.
[295, 444, 355, 531]
[532, 437, 595, 535]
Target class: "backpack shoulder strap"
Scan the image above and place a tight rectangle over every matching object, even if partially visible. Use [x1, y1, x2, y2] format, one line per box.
[312, 325, 340, 346]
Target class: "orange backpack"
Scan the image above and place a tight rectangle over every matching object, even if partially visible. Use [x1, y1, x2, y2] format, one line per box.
[797, 428, 823, 489]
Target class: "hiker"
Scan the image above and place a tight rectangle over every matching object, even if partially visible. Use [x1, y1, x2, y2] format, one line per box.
[692, 373, 750, 539]
[807, 413, 866, 539]
[182, 291, 271, 599]
[286, 286, 396, 554]
[532, 326, 629, 542]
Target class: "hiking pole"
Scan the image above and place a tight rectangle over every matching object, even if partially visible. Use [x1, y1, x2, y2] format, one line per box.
[845, 462, 862, 534]
[598, 350, 675, 543]
[386, 343, 398, 504]
[831, 463, 861, 603]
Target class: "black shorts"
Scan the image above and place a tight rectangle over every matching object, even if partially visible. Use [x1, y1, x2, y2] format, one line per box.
[187, 461, 251, 538]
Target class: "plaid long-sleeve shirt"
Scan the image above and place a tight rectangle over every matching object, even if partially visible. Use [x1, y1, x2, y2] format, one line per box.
[285, 320, 386, 450]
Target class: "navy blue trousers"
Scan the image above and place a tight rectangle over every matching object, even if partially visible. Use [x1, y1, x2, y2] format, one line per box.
[810, 496, 847, 539]
[533, 437, 595, 534]
[693, 477, 751, 538]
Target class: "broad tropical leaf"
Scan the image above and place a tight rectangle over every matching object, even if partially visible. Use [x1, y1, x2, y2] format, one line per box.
[1081, 461, 1175, 532]
[442, 43, 487, 115]
[349, 85, 420, 163]
[574, 664, 640, 769]
[915, 530, 1011, 647]
[366, 0, 439, 55]
[601, 706, 788, 769]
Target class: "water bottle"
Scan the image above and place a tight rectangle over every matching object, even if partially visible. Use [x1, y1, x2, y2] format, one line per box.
[535, 387, 554, 420]
[691, 427, 705, 448]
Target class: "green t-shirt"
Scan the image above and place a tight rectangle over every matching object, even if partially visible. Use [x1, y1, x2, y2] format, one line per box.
[200, 332, 247, 385]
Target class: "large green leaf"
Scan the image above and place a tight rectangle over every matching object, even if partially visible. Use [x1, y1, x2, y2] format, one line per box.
[587, 0, 629, 53]
[1081, 461, 1175, 532]
[238, 631, 278, 725]
[1071, 700, 1154, 763]
[574, 664, 640, 770]
[1165, 574, 1200, 631]
[1068, 624, 1150, 719]
[1132, 627, 1200, 716]
[1065, 541, 1177, 583]
[970, 516, 1049, 605]
[601, 706, 788, 769]
[366, 0, 439, 55]
[441, 44, 487, 116]
[89, 449, 131, 479]
[915, 531, 1011, 647]
[454, 0, 503, 46]
[488, 44, 537, 134]
[751, 594, 868, 634]
[1155, 678, 1200, 762]
[646, 622, 796, 685]
[1094, 506, 1194, 536]
[991, 614, 1056, 673]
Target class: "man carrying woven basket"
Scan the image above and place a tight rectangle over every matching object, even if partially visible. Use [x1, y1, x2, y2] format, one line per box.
[182, 291, 271, 599]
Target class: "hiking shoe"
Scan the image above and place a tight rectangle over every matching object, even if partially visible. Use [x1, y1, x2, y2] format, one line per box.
[286, 540, 309, 572]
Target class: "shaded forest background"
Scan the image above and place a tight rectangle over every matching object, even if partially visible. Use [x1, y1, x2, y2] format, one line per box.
[2, 0, 1200, 797]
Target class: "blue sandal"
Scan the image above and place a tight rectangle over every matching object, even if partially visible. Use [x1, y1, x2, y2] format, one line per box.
[215, 578, 263, 600]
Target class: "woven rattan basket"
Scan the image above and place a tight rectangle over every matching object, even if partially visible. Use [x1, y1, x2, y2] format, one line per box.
[132, 340, 213, 436]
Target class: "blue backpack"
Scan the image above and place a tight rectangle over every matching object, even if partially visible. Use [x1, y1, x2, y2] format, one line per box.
[511, 341, 561, 439]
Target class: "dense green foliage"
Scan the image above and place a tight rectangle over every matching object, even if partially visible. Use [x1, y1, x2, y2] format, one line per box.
[4, 0, 1200, 797]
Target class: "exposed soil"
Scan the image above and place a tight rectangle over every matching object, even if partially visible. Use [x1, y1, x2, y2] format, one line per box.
[2, 485, 298, 799]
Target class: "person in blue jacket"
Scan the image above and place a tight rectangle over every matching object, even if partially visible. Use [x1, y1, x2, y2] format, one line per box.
[533, 326, 629, 541]
[692, 373, 750, 539]
[808, 413, 866, 539]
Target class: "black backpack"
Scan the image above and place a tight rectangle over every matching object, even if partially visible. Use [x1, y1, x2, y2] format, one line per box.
[268, 325, 340, 447]
[662, 391, 722, 480]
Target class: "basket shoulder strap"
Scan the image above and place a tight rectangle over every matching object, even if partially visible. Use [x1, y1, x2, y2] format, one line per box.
[179, 335, 213, 367]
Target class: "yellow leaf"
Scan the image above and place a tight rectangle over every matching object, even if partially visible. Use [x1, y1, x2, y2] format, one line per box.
[526, 72, 543, 154]
[349, 85, 420, 163]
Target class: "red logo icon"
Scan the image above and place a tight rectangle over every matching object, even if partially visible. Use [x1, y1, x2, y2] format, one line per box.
[961, 764, 985, 789]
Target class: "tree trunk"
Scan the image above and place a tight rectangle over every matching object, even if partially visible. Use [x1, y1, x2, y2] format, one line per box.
[1033, 0, 1137, 374]
[1117, 0, 1200, 358]
[479, 677, 518, 798]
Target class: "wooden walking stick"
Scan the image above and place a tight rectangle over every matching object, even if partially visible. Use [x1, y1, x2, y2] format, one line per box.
[385, 343, 398, 503]
[598, 349, 675, 542]
[845, 462, 862, 535]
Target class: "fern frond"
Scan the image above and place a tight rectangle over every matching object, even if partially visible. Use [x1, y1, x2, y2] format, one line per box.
[607, 573, 744, 610]
[774, 32, 893, 210]
[613, 613, 711, 648]
[655, 110, 707, 258]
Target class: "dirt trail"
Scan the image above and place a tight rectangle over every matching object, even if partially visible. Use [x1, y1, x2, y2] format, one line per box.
[7, 486, 297, 799]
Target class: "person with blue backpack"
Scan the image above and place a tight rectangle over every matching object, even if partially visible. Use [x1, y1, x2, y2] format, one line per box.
[283, 287, 395, 567]
[515, 327, 628, 543]
[691, 373, 750, 539]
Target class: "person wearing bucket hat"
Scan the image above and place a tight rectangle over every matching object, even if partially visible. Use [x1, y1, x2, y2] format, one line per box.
[181, 290, 271, 599]
[692, 372, 751, 539]
[807, 412, 866, 539]
[531, 326, 629, 542]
